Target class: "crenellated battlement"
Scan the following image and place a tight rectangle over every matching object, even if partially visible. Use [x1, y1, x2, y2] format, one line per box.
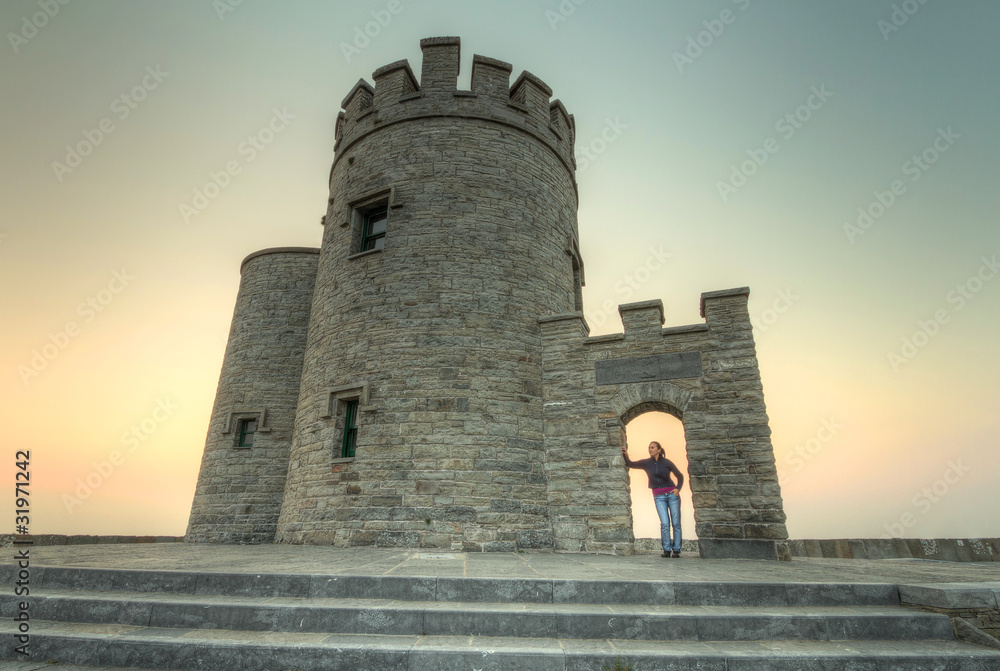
[333, 36, 576, 180]
[418, 36, 460, 92]
[470, 54, 512, 100]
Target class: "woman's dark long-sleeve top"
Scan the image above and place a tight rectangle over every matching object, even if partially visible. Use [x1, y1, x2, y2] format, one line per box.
[623, 452, 684, 491]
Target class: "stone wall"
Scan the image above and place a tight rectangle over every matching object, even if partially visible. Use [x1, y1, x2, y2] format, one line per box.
[633, 537, 1000, 562]
[900, 583, 1000, 647]
[186, 249, 319, 543]
[789, 537, 999, 561]
[539, 291, 790, 559]
[1, 535, 183, 546]
[939, 608, 1000, 641]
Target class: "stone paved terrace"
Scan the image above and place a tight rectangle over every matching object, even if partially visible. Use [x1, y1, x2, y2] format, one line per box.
[7, 544, 1000, 584]
[4, 544, 1000, 670]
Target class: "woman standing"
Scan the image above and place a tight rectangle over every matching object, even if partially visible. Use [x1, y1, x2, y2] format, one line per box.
[621, 441, 684, 558]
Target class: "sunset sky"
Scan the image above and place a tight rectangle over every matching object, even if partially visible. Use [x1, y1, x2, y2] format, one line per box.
[2, 1, 998, 543]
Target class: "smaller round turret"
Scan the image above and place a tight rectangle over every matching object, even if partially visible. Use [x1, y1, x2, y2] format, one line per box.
[186, 248, 319, 543]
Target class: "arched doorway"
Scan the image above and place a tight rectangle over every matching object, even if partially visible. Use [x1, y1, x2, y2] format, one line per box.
[623, 410, 696, 548]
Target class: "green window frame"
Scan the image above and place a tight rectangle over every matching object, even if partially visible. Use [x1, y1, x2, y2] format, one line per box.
[237, 418, 257, 447]
[341, 400, 359, 458]
[361, 207, 387, 252]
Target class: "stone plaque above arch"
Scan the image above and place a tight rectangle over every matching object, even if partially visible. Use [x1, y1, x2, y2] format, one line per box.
[596, 353, 703, 387]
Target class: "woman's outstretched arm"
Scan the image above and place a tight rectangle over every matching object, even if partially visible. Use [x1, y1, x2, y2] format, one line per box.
[620, 443, 634, 467]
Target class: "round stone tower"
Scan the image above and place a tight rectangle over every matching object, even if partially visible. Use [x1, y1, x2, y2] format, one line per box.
[274, 37, 581, 551]
[187, 248, 320, 543]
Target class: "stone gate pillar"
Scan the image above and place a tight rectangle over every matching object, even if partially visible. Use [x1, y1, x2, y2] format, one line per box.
[683, 288, 790, 560]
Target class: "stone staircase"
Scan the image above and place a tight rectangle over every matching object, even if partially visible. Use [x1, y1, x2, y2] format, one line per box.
[2, 565, 998, 670]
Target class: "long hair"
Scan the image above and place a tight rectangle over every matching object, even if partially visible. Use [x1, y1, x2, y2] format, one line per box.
[650, 441, 665, 459]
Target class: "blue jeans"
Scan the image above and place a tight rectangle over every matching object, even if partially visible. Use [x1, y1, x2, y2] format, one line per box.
[654, 492, 681, 553]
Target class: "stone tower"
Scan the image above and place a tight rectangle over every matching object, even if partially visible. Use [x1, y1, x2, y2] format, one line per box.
[187, 37, 791, 559]
[274, 36, 576, 551]
[186, 249, 319, 543]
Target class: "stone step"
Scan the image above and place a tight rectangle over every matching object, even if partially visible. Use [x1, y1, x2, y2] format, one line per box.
[0, 589, 954, 641]
[7, 565, 901, 606]
[2, 622, 998, 671]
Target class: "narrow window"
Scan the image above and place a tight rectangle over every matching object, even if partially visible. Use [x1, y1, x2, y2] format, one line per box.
[572, 258, 583, 312]
[361, 208, 387, 251]
[341, 400, 359, 458]
[237, 418, 257, 447]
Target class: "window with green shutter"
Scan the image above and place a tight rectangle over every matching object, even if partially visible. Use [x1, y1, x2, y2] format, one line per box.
[237, 418, 257, 447]
[341, 400, 358, 458]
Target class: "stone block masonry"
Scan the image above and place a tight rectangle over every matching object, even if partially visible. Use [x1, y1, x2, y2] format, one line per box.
[185, 37, 790, 559]
[540, 291, 789, 559]
[900, 583, 1000, 648]
[187, 248, 319, 544]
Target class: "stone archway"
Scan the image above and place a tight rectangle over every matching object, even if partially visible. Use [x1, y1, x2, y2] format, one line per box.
[610, 382, 697, 552]
[605, 379, 789, 561]
[621, 409, 690, 550]
[609, 381, 692, 424]
[539, 294, 789, 559]
[609, 381, 694, 485]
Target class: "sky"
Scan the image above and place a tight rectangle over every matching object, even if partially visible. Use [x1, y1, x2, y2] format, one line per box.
[2, 0, 998, 543]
